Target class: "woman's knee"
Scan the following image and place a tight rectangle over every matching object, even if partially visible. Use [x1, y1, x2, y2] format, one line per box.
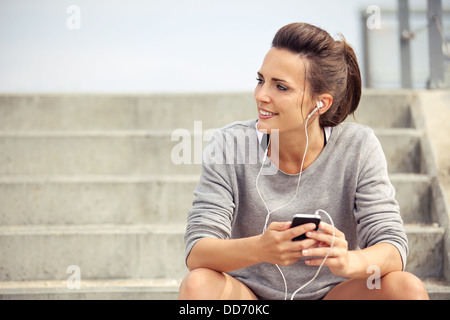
[382, 271, 429, 300]
[178, 268, 225, 300]
[324, 271, 429, 300]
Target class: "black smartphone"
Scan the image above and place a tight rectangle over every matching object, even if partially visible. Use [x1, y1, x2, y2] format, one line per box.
[290, 214, 321, 241]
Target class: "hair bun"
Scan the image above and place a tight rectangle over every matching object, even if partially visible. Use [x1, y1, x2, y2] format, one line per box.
[272, 23, 362, 127]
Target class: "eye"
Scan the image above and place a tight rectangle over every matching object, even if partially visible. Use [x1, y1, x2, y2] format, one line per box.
[256, 77, 264, 85]
[276, 84, 288, 91]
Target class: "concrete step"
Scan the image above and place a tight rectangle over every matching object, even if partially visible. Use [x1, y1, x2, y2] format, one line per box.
[0, 129, 423, 176]
[353, 91, 413, 128]
[0, 91, 412, 132]
[0, 174, 431, 225]
[2, 278, 449, 300]
[0, 175, 199, 225]
[374, 129, 423, 174]
[1, 278, 448, 300]
[0, 223, 442, 282]
[0, 278, 181, 300]
[422, 278, 450, 300]
[390, 174, 432, 224]
[0, 131, 200, 176]
[0, 93, 258, 132]
[405, 224, 445, 278]
[0, 224, 187, 281]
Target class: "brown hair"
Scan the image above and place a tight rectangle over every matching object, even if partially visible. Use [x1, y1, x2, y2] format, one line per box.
[272, 23, 362, 127]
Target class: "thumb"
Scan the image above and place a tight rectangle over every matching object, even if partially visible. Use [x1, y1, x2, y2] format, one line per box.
[267, 221, 291, 231]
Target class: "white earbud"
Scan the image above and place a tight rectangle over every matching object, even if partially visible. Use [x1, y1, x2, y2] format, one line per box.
[318, 101, 324, 109]
[306, 101, 323, 119]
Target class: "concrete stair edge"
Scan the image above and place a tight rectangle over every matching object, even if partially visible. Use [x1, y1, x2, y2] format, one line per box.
[0, 223, 444, 281]
[0, 173, 432, 226]
[0, 278, 182, 300]
[1, 278, 449, 300]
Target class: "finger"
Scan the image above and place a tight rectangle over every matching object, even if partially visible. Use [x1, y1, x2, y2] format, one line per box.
[305, 230, 335, 245]
[319, 222, 345, 238]
[267, 221, 291, 231]
[302, 247, 337, 258]
[305, 257, 331, 266]
[289, 238, 318, 252]
[286, 223, 317, 241]
[304, 248, 341, 267]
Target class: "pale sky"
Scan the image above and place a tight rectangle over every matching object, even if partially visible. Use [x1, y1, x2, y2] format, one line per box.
[0, 0, 448, 92]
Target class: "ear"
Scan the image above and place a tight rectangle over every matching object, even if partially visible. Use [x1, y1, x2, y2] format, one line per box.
[317, 94, 333, 115]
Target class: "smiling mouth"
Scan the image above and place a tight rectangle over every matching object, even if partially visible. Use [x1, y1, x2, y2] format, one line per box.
[259, 109, 278, 117]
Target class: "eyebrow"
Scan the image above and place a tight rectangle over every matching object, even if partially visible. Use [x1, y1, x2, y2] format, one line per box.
[257, 72, 289, 84]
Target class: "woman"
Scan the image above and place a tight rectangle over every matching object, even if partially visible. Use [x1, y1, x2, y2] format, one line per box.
[179, 23, 429, 300]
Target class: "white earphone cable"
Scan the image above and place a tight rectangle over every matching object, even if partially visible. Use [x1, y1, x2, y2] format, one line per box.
[290, 209, 335, 300]
[257, 113, 311, 233]
[256, 107, 335, 300]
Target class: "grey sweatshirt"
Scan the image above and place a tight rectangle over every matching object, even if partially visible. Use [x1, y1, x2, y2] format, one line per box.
[184, 119, 408, 300]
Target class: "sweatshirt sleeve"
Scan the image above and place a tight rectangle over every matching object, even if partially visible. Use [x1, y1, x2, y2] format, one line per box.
[354, 129, 409, 270]
[184, 129, 236, 263]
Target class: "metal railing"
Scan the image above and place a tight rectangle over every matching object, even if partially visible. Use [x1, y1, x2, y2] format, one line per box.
[399, 0, 447, 89]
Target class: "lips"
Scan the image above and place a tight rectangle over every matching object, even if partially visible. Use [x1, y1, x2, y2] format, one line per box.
[258, 108, 278, 119]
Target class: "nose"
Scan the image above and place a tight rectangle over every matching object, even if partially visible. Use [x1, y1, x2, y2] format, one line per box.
[254, 84, 270, 105]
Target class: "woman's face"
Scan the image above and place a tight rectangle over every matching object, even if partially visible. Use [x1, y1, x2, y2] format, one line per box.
[255, 47, 313, 134]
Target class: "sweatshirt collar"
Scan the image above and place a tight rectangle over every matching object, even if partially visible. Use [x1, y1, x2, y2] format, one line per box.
[255, 121, 332, 146]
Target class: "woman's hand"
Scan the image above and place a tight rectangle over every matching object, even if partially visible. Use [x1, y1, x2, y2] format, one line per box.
[302, 222, 351, 278]
[257, 221, 318, 266]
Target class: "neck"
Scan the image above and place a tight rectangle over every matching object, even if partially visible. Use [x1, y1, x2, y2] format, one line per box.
[269, 122, 324, 174]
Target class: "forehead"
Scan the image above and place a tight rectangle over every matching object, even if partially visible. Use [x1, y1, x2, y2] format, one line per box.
[259, 47, 307, 86]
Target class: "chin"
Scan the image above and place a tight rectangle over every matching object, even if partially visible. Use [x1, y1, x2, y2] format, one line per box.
[257, 124, 280, 135]
[256, 121, 270, 133]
